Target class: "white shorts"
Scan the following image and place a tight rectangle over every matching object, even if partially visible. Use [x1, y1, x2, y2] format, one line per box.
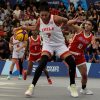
[12, 50, 25, 59]
[42, 44, 69, 57]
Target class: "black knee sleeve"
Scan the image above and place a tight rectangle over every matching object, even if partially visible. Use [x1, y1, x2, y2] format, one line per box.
[38, 55, 49, 69]
[65, 55, 76, 67]
[64, 55, 76, 85]
[32, 55, 49, 86]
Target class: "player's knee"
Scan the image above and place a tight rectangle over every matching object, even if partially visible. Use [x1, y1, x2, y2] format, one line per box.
[64, 55, 76, 68]
[82, 73, 87, 80]
[38, 55, 49, 69]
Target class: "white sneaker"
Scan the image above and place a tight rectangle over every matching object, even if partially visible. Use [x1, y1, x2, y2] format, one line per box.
[80, 88, 93, 95]
[25, 84, 34, 97]
[68, 84, 78, 97]
[7, 75, 11, 80]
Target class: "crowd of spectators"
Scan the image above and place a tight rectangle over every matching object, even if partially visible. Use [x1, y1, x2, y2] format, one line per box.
[0, 0, 100, 63]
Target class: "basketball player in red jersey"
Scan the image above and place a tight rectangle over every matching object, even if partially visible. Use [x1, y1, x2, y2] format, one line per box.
[23, 30, 52, 84]
[68, 19, 95, 95]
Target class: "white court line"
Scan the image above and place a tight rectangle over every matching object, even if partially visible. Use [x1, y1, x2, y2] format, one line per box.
[37, 84, 100, 89]
[0, 94, 17, 97]
[0, 82, 16, 85]
[0, 87, 21, 89]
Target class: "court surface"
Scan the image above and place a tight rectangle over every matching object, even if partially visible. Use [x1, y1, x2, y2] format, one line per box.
[0, 76, 100, 100]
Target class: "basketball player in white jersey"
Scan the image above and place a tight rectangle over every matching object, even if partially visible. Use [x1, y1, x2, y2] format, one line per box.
[15, 2, 79, 97]
[7, 34, 27, 80]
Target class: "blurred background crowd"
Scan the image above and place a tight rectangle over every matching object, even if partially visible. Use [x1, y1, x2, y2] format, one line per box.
[0, 0, 100, 63]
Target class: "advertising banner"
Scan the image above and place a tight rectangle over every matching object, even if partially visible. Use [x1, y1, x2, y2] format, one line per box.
[88, 63, 100, 78]
[0, 60, 100, 78]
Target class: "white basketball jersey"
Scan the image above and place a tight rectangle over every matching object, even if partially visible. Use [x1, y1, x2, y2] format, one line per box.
[13, 36, 25, 52]
[39, 15, 65, 46]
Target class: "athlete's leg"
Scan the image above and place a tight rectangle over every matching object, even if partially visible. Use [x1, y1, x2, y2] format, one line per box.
[43, 68, 52, 84]
[18, 58, 23, 80]
[78, 64, 87, 89]
[78, 64, 93, 95]
[25, 54, 50, 96]
[23, 60, 33, 80]
[27, 61, 33, 75]
[9, 59, 16, 74]
[7, 58, 16, 80]
[32, 55, 49, 86]
[43, 68, 49, 79]
[63, 54, 76, 85]
[64, 55, 78, 97]
[56, 44, 78, 97]
[18, 58, 23, 75]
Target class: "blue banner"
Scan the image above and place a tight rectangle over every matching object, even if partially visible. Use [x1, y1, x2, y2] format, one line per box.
[88, 63, 100, 78]
[23, 61, 68, 76]
[0, 60, 5, 74]
[31, 62, 68, 76]
[0, 60, 100, 78]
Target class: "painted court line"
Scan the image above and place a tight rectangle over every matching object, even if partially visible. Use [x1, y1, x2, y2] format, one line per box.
[0, 87, 21, 90]
[0, 94, 17, 97]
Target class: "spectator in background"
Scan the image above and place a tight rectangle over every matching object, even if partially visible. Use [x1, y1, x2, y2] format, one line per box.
[0, 21, 10, 60]
[68, 2, 76, 17]
[84, 49, 90, 62]
[58, 2, 66, 11]
[95, 1, 100, 15]
[31, 5, 39, 19]
[95, 26, 100, 39]
[87, 38, 100, 63]
[0, 21, 5, 35]
[12, 13, 20, 27]
[76, 4, 85, 15]
[13, 4, 21, 19]
[0, 35, 10, 60]
[88, 9, 99, 32]
[0, 7, 5, 21]
[88, 49, 100, 63]
[88, 3, 95, 14]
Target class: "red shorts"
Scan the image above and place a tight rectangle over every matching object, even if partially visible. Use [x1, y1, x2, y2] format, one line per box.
[28, 53, 41, 62]
[73, 54, 86, 66]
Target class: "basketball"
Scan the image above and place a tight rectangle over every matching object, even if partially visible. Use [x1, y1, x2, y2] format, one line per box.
[14, 29, 28, 41]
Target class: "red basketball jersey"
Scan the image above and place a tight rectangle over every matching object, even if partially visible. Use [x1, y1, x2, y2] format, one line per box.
[29, 35, 42, 54]
[69, 31, 93, 54]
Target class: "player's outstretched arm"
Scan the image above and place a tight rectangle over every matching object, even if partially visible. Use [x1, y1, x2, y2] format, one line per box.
[67, 17, 83, 33]
[13, 18, 40, 32]
[53, 15, 68, 26]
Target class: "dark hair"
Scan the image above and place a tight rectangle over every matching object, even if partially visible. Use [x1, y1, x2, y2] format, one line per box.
[70, 2, 74, 6]
[86, 19, 94, 27]
[39, 1, 49, 12]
